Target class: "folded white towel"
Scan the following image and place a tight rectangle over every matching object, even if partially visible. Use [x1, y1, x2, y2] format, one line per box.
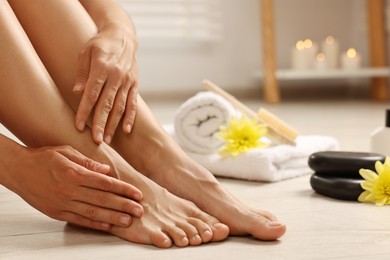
[174, 91, 237, 154]
[166, 124, 339, 182]
[190, 135, 339, 182]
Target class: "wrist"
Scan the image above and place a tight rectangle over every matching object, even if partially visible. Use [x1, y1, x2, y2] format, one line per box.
[102, 21, 139, 50]
[0, 137, 28, 190]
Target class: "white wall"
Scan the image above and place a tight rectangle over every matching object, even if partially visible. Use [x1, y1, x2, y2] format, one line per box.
[119, 0, 389, 94]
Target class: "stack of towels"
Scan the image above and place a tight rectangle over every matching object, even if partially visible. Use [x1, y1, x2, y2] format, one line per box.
[169, 91, 339, 182]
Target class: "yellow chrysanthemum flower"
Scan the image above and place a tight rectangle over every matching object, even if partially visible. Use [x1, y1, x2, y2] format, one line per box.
[358, 158, 390, 206]
[216, 115, 268, 156]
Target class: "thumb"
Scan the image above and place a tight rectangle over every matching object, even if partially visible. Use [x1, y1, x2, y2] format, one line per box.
[73, 46, 92, 93]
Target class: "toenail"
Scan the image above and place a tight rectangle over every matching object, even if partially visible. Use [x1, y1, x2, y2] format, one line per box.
[182, 237, 189, 245]
[268, 221, 283, 227]
[162, 238, 171, 248]
[193, 234, 201, 241]
[212, 223, 226, 229]
[203, 230, 212, 237]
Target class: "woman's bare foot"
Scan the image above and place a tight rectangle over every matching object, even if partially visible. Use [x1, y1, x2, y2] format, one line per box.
[103, 148, 229, 248]
[145, 152, 286, 240]
[118, 129, 286, 241]
[110, 180, 229, 248]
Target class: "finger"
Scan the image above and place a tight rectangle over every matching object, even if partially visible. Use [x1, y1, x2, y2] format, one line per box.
[57, 145, 110, 175]
[91, 65, 123, 144]
[65, 201, 134, 228]
[75, 55, 109, 134]
[104, 78, 131, 144]
[78, 167, 143, 202]
[75, 186, 143, 218]
[61, 211, 116, 231]
[73, 45, 91, 93]
[122, 67, 138, 134]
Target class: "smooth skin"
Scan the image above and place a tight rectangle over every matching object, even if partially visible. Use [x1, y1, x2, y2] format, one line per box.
[1, 0, 286, 247]
[0, 137, 143, 231]
[0, 0, 228, 248]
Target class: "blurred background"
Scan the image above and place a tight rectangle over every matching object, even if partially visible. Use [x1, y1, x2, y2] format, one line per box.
[117, 0, 390, 99]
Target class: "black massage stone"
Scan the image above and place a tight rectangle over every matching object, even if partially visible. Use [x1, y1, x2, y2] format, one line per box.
[310, 173, 364, 201]
[308, 151, 385, 178]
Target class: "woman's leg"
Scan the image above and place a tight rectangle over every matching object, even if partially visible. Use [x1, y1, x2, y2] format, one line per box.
[0, 0, 228, 247]
[9, 0, 286, 240]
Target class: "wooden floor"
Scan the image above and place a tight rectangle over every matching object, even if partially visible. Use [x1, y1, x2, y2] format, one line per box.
[1, 95, 390, 259]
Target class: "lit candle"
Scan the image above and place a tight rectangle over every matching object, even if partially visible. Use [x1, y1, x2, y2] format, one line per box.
[303, 39, 318, 69]
[321, 36, 339, 69]
[291, 39, 317, 70]
[341, 48, 362, 69]
[291, 40, 308, 70]
[314, 52, 327, 70]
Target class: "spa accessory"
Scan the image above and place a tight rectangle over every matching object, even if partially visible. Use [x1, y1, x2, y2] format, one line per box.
[309, 151, 385, 178]
[310, 174, 364, 201]
[370, 109, 390, 156]
[202, 79, 298, 145]
[308, 151, 385, 201]
[166, 125, 339, 182]
[173, 91, 237, 154]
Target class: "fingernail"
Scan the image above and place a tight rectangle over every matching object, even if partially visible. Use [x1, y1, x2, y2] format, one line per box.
[96, 132, 103, 143]
[131, 207, 143, 217]
[97, 163, 110, 173]
[133, 192, 142, 201]
[125, 124, 131, 134]
[73, 82, 84, 92]
[101, 223, 111, 230]
[119, 215, 130, 226]
[104, 135, 112, 144]
[77, 121, 85, 131]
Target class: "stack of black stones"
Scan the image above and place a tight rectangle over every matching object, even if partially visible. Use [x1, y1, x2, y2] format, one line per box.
[309, 151, 386, 201]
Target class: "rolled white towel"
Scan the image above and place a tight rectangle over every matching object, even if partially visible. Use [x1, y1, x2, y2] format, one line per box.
[174, 91, 237, 154]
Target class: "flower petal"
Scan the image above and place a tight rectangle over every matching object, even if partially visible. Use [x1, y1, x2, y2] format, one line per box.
[360, 181, 374, 192]
[359, 169, 378, 182]
[375, 197, 387, 206]
[375, 161, 385, 175]
[358, 191, 373, 202]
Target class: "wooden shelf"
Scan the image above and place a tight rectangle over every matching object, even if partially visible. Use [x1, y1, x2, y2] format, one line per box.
[260, 0, 389, 103]
[255, 67, 390, 81]
[278, 67, 390, 80]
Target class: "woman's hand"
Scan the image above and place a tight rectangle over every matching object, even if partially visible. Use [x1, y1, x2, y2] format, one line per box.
[73, 22, 138, 144]
[10, 145, 143, 231]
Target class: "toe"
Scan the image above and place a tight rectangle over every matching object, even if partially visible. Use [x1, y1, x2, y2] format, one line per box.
[197, 212, 229, 242]
[149, 230, 173, 248]
[164, 225, 189, 247]
[186, 218, 210, 245]
[249, 212, 287, 240]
